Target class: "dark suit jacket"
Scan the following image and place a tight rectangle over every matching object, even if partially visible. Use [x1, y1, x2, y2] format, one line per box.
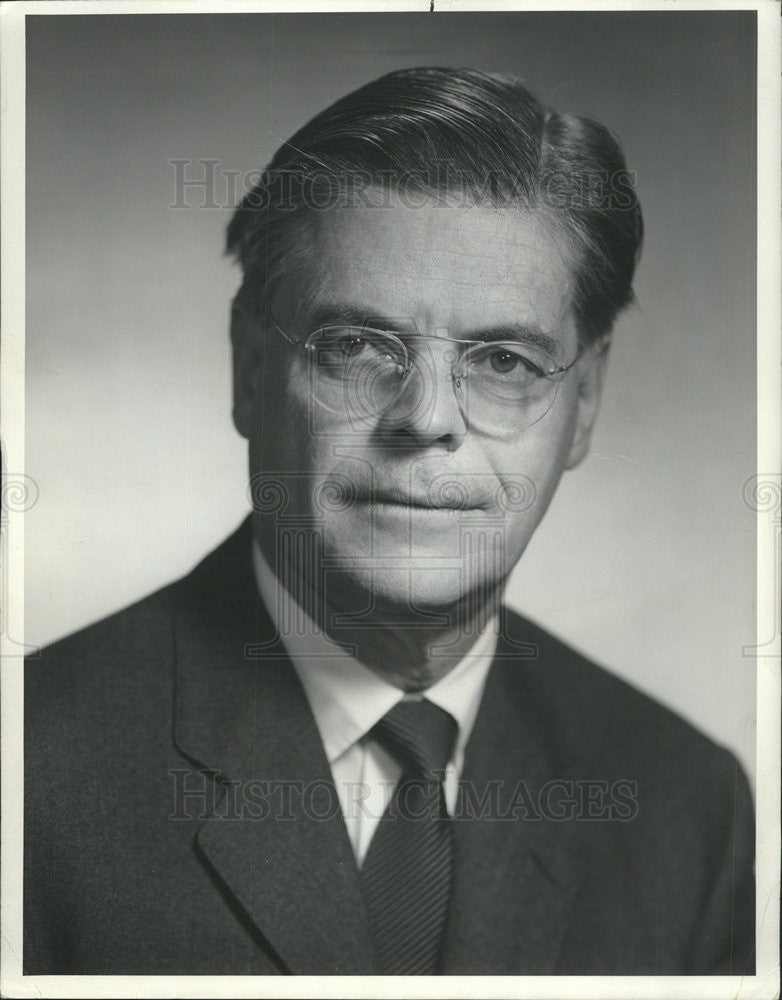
[25, 518, 755, 975]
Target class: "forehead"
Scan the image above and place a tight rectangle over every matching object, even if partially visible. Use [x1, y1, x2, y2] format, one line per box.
[291, 195, 577, 337]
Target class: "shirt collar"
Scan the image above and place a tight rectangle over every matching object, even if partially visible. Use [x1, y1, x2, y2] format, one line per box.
[253, 541, 497, 764]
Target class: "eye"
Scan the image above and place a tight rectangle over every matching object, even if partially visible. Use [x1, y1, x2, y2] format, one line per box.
[468, 344, 544, 379]
[308, 327, 407, 379]
[489, 349, 523, 374]
[341, 335, 365, 357]
[320, 328, 369, 356]
[310, 327, 369, 363]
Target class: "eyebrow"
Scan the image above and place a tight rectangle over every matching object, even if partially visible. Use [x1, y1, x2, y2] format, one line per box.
[303, 302, 563, 357]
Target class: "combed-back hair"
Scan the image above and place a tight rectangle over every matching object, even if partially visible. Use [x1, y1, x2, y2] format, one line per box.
[226, 67, 643, 343]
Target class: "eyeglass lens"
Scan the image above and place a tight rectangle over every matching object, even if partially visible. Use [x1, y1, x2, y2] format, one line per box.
[305, 326, 565, 435]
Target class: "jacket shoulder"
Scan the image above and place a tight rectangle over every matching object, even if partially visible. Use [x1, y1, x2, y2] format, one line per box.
[25, 518, 254, 736]
[498, 606, 750, 785]
[492, 609, 755, 976]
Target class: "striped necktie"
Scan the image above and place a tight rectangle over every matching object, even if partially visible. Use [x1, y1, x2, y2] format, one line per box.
[360, 698, 458, 974]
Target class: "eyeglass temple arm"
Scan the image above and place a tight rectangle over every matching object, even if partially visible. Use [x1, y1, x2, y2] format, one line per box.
[264, 308, 306, 346]
[231, 295, 298, 341]
[545, 334, 611, 375]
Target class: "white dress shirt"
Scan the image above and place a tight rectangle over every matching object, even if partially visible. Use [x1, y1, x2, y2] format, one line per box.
[253, 544, 497, 866]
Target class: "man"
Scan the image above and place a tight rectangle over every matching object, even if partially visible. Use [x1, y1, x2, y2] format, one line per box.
[25, 67, 754, 976]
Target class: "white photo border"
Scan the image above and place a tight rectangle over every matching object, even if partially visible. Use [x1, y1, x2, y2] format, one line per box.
[2, 2, 779, 998]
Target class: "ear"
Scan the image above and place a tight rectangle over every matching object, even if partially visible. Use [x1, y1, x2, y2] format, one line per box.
[230, 296, 262, 440]
[565, 339, 610, 470]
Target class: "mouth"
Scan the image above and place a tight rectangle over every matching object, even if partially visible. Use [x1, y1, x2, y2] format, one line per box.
[354, 489, 483, 512]
[371, 500, 465, 514]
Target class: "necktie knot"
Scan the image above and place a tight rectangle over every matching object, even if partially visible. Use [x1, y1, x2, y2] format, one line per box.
[371, 699, 457, 780]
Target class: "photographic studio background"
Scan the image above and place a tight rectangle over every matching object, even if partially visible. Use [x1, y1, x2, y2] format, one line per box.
[25, 11, 757, 785]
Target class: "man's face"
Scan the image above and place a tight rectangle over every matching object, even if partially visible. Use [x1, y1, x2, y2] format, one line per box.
[234, 195, 605, 613]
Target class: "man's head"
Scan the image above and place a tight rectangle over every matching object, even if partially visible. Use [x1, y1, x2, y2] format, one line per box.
[227, 67, 642, 619]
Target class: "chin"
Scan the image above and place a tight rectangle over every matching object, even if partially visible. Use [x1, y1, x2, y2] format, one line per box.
[327, 563, 501, 619]
[320, 516, 525, 613]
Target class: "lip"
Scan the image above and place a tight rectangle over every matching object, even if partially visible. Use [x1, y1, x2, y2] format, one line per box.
[355, 492, 483, 512]
[370, 500, 466, 513]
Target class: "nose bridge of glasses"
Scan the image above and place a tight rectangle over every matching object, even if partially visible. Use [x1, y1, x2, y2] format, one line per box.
[391, 333, 472, 439]
[402, 329, 469, 381]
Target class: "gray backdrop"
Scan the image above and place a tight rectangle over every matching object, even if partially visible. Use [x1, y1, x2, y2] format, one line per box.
[25, 11, 757, 783]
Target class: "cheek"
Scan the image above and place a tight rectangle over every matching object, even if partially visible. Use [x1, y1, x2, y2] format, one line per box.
[250, 368, 308, 515]
[253, 386, 363, 528]
[255, 360, 309, 454]
[488, 392, 580, 549]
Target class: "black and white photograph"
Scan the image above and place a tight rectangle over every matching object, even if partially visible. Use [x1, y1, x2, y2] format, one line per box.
[1, 2, 779, 997]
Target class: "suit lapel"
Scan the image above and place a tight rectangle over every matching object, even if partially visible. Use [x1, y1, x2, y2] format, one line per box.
[171, 521, 374, 974]
[170, 527, 580, 974]
[441, 615, 580, 974]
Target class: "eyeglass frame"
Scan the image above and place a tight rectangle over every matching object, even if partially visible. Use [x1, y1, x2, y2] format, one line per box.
[267, 310, 605, 392]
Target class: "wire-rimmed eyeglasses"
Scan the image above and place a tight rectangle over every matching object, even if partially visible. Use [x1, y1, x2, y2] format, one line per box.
[270, 312, 595, 437]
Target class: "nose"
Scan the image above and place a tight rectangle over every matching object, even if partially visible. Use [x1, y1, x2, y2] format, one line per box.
[378, 339, 468, 451]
